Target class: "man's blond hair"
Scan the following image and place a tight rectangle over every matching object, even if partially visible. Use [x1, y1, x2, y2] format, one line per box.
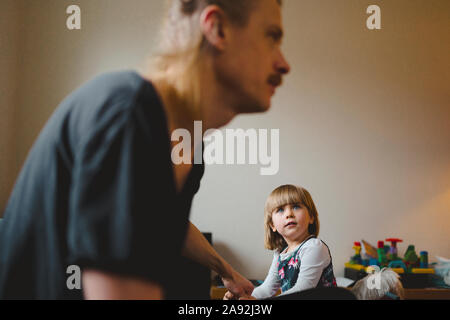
[147, 0, 282, 114]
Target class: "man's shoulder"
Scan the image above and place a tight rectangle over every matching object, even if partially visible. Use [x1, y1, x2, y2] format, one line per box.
[62, 70, 161, 143]
[70, 70, 146, 105]
[90, 70, 144, 90]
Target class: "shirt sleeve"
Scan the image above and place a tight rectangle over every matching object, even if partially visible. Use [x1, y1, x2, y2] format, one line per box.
[252, 253, 282, 299]
[66, 104, 175, 287]
[279, 239, 331, 296]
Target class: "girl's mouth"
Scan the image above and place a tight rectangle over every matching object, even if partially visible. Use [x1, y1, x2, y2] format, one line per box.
[285, 222, 297, 228]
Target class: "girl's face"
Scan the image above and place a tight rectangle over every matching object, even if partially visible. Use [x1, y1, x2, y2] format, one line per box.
[271, 203, 314, 243]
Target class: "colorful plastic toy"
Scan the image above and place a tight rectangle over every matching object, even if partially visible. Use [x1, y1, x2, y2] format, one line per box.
[377, 241, 388, 266]
[385, 238, 403, 261]
[350, 242, 363, 265]
[346, 239, 435, 277]
[404, 245, 420, 271]
[362, 240, 378, 259]
[420, 251, 429, 268]
[411, 268, 435, 274]
[389, 260, 407, 273]
[369, 258, 379, 267]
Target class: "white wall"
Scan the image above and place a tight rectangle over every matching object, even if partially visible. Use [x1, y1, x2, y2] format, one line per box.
[0, 0, 23, 213]
[10, 0, 165, 168]
[2, 0, 449, 279]
[190, 0, 450, 278]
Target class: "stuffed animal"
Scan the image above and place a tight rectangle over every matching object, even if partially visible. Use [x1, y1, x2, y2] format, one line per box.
[351, 267, 404, 300]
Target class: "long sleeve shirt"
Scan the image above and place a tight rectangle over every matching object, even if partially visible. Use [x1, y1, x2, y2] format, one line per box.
[252, 238, 332, 299]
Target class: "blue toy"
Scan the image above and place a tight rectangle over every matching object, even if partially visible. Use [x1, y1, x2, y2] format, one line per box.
[388, 260, 407, 273]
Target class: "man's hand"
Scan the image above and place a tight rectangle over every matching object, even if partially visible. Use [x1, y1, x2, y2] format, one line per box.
[223, 291, 235, 300]
[181, 222, 254, 300]
[221, 270, 254, 300]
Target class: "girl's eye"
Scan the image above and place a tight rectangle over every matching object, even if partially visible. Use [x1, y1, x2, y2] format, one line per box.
[293, 205, 301, 210]
[276, 207, 284, 213]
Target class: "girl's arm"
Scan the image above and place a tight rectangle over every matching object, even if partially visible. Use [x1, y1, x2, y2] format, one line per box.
[250, 253, 281, 300]
[280, 239, 330, 296]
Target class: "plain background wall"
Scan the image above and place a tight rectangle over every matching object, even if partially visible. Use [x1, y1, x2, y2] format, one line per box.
[0, 0, 22, 216]
[1, 0, 449, 279]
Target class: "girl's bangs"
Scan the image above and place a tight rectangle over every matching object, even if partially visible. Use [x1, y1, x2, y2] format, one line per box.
[266, 185, 304, 214]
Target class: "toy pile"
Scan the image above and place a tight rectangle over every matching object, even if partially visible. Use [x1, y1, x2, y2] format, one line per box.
[346, 238, 434, 275]
[345, 238, 438, 296]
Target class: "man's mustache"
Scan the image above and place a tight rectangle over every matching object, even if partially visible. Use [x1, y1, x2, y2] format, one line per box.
[268, 74, 282, 87]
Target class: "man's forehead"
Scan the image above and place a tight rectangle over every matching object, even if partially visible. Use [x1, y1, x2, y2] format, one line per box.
[250, 0, 283, 29]
[257, 0, 282, 19]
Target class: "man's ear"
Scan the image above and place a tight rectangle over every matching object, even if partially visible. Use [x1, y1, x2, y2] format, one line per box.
[200, 5, 227, 51]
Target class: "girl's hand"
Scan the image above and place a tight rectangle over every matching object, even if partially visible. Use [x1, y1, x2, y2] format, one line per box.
[223, 292, 256, 300]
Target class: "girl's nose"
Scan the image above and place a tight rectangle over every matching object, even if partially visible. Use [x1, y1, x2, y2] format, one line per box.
[284, 207, 294, 218]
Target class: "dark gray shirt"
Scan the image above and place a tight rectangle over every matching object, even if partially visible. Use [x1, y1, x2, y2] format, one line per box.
[0, 71, 204, 299]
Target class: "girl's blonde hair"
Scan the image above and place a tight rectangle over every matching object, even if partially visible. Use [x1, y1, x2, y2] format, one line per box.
[146, 0, 282, 115]
[264, 185, 320, 252]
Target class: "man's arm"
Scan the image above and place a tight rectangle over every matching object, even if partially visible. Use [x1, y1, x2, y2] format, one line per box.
[82, 270, 164, 300]
[182, 221, 254, 298]
[82, 221, 253, 300]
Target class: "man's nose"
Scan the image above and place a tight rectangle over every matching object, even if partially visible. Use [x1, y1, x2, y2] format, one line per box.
[276, 50, 291, 75]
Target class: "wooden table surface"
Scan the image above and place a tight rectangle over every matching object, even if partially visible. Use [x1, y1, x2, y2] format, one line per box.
[211, 286, 450, 300]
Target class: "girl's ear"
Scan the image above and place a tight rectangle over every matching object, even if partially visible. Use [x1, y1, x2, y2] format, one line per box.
[269, 223, 277, 233]
[309, 212, 314, 224]
[308, 214, 315, 234]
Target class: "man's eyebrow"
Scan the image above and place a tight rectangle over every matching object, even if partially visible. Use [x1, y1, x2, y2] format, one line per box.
[266, 25, 284, 40]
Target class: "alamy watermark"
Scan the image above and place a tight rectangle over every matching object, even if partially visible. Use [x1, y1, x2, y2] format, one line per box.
[66, 265, 82, 290]
[172, 121, 280, 176]
[65, 4, 381, 31]
[66, 5, 81, 30]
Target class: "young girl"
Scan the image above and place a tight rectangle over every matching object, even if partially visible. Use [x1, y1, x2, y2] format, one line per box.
[246, 185, 336, 299]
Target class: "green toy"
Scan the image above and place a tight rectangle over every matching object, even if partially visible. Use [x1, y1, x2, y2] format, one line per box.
[404, 245, 420, 272]
[377, 241, 388, 266]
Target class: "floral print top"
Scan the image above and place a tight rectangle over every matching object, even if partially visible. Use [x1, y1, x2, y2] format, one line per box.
[277, 236, 337, 293]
